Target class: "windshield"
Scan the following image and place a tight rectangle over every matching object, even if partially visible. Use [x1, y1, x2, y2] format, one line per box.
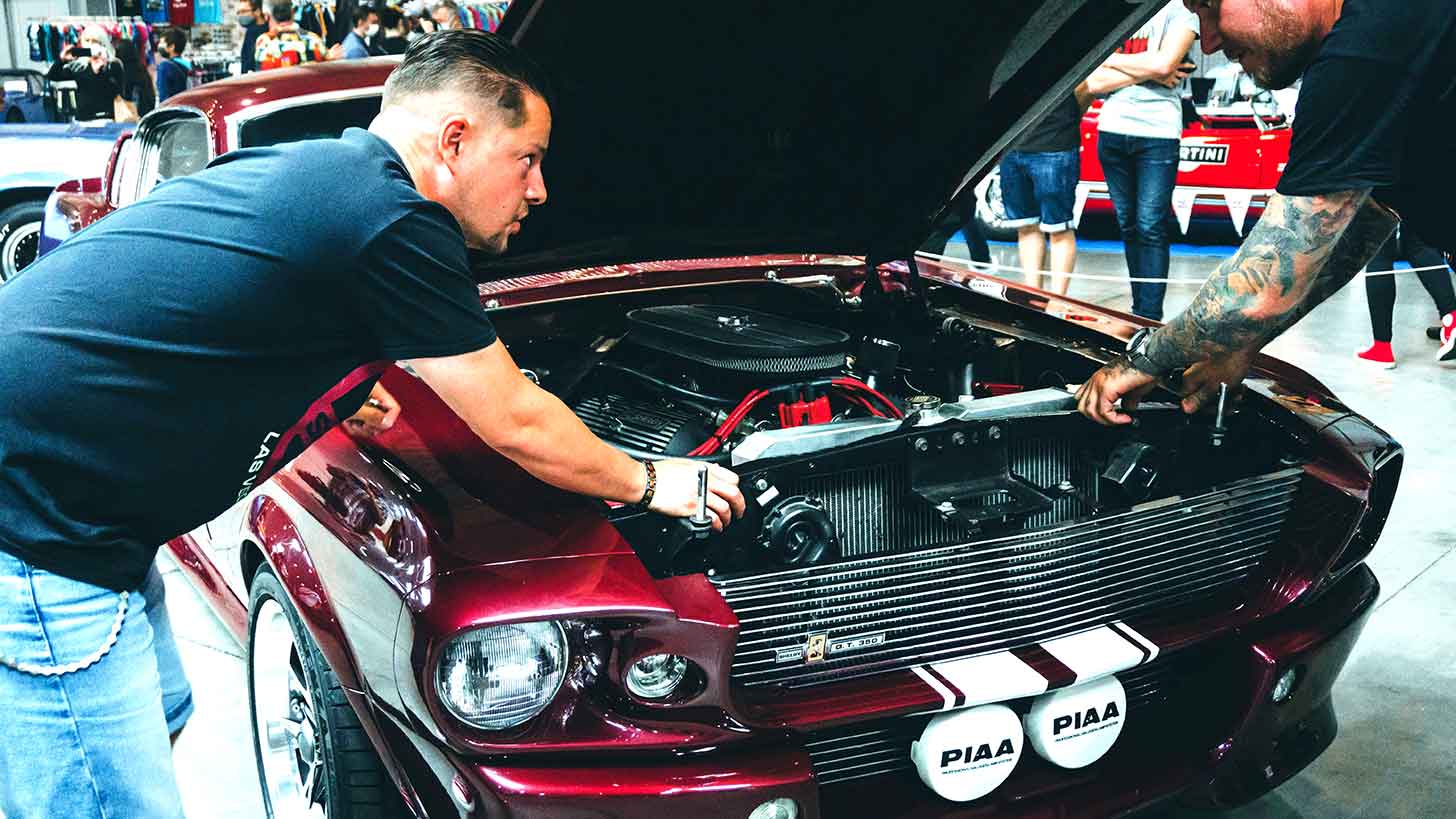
[238, 96, 382, 148]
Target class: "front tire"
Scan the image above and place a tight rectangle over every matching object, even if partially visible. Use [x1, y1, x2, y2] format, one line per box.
[247, 564, 405, 818]
[973, 171, 1019, 242]
[0, 200, 45, 284]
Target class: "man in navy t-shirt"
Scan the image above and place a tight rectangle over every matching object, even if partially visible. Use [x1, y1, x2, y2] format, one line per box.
[0, 31, 745, 817]
[1079, 0, 1456, 424]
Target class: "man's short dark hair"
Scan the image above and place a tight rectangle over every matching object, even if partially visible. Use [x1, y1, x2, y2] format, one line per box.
[245, 0, 263, 11]
[379, 7, 402, 30]
[161, 28, 188, 55]
[269, 0, 293, 23]
[352, 7, 372, 27]
[383, 30, 553, 128]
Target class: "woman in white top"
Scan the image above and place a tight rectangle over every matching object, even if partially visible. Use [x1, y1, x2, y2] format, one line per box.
[1090, 1, 1199, 321]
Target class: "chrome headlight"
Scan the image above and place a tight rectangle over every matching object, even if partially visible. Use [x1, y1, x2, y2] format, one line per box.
[435, 621, 568, 730]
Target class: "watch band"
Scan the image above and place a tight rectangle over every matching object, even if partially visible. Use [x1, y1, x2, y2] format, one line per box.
[1122, 328, 1164, 378]
[637, 460, 657, 509]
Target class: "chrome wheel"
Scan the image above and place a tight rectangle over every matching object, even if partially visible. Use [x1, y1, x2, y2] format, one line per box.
[0, 219, 40, 283]
[252, 597, 327, 819]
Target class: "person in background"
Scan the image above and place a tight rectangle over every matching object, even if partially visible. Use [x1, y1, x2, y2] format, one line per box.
[113, 38, 156, 117]
[255, 0, 331, 70]
[1354, 222, 1456, 368]
[155, 29, 192, 103]
[377, 7, 410, 55]
[430, 0, 462, 31]
[46, 25, 125, 121]
[236, 0, 270, 74]
[997, 93, 1084, 296]
[1092, 0, 1199, 321]
[341, 7, 375, 59]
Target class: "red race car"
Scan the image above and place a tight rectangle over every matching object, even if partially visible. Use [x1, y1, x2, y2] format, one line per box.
[43, 3, 1392, 818]
[977, 95, 1293, 240]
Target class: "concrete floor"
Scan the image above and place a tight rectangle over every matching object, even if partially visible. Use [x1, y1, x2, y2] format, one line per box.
[155, 232, 1456, 818]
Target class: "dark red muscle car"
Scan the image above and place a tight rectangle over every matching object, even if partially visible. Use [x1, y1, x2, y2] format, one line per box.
[43, 3, 1395, 818]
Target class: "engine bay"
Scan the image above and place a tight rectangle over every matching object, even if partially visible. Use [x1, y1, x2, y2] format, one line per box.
[495, 281, 1305, 579]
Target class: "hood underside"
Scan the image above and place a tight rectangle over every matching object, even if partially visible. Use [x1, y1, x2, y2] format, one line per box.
[478, 0, 1162, 277]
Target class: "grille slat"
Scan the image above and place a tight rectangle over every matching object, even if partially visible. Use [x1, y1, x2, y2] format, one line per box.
[713, 469, 1300, 689]
[730, 511, 1287, 641]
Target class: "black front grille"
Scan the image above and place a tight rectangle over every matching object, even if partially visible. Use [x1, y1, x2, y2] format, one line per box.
[712, 469, 1301, 689]
[803, 658, 1181, 786]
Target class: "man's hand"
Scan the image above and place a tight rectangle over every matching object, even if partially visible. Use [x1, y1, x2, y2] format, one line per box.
[1178, 350, 1254, 414]
[344, 383, 400, 437]
[1076, 360, 1158, 426]
[647, 460, 746, 532]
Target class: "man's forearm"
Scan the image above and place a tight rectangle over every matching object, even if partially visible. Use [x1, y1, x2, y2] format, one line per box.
[1141, 190, 1393, 373]
[488, 383, 647, 504]
[1102, 51, 1174, 82]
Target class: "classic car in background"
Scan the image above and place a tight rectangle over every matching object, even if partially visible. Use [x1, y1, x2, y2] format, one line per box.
[45, 2, 1397, 817]
[1, 69, 51, 124]
[0, 119, 131, 282]
[977, 89, 1293, 240]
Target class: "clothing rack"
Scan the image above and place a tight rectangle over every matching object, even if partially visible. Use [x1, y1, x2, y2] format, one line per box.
[459, 2, 511, 32]
[25, 17, 157, 66]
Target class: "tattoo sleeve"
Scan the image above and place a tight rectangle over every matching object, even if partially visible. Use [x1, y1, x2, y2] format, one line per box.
[1139, 190, 1396, 375]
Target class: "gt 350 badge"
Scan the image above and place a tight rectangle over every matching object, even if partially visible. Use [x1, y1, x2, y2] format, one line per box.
[775, 631, 886, 665]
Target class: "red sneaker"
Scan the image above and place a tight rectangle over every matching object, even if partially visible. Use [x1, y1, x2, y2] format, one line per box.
[1440, 313, 1456, 362]
[1356, 342, 1396, 369]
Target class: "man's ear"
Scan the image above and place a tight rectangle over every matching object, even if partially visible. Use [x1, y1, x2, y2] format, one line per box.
[437, 114, 469, 167]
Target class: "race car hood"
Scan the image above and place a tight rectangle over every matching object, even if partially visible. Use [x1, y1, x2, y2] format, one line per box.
[476, 0, 1163, 277]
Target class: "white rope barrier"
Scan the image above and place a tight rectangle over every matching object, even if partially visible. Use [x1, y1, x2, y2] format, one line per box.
[915, 250, 1451, 286]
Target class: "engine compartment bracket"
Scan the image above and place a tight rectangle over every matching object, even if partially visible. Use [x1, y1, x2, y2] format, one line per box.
[906, 422, 1055, 528]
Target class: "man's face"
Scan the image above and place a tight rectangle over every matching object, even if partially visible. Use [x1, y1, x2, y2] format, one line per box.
[236, 0, 261, 22]
[1187, 0, 1321, 89]
[447, 92, 551, 253]
[431, 7, 461, 29]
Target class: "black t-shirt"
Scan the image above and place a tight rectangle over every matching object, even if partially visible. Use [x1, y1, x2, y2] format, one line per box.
[241, 22, 269, 73]
[0, 128, 497, 591]
[1276, 0, 1456, 250]
[47, 58, 125, 120]
[1012, 95, 1082, 154]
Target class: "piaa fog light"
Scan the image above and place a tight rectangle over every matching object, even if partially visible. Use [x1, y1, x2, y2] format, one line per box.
[436, 621, 567, 730]
[625, 653, 689, 699]
[1271, 668, 1299, 704]
[748, 798, 799, 819]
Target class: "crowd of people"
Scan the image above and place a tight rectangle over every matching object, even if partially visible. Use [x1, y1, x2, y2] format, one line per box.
[42, 0, 474, 120]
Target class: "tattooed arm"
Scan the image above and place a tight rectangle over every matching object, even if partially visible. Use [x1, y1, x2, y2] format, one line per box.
[1076, 190, 1396, 425]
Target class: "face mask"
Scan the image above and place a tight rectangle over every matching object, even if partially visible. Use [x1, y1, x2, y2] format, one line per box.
[366, 23, 380, 36]
[237, 13, 256, 26]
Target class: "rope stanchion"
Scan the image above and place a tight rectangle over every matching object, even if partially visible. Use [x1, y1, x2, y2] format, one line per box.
[914, 251, 1449, 286]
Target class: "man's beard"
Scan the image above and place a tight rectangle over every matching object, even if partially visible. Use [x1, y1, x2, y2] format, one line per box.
[1242, 0, 1321, 90]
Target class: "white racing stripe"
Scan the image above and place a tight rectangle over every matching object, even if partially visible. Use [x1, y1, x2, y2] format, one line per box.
[913, 622, 1164, 711]
[1040, 626, 1146, 684]
[911, 666, 957, 711]
[931, 651, 1049, 708]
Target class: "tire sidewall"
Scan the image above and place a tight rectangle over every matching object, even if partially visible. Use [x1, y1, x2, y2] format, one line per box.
[247, 565, 343, 819]
[0, 200, 46, 284]
[974, 171, 1019, 242]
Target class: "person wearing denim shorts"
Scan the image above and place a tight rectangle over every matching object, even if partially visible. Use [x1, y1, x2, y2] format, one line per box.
[1093, 1, 1199, 321]
[998, 94, 1084, 296]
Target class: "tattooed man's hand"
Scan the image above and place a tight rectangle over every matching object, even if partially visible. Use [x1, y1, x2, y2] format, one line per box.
[1078, 190, 1397, 425]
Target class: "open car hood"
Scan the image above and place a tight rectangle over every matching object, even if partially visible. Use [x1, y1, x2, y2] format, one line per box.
[477, 0, 1163, 277]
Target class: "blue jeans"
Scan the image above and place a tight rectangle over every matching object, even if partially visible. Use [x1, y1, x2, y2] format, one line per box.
[1098, 132, 1180, 321]
[0, 551, 193, 818]
[999, 149, 1079, 233]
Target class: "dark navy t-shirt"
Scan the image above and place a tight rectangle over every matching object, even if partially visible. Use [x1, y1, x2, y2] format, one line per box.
[1276, 0, 1456, 250]
[0, 128, 497, 591]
